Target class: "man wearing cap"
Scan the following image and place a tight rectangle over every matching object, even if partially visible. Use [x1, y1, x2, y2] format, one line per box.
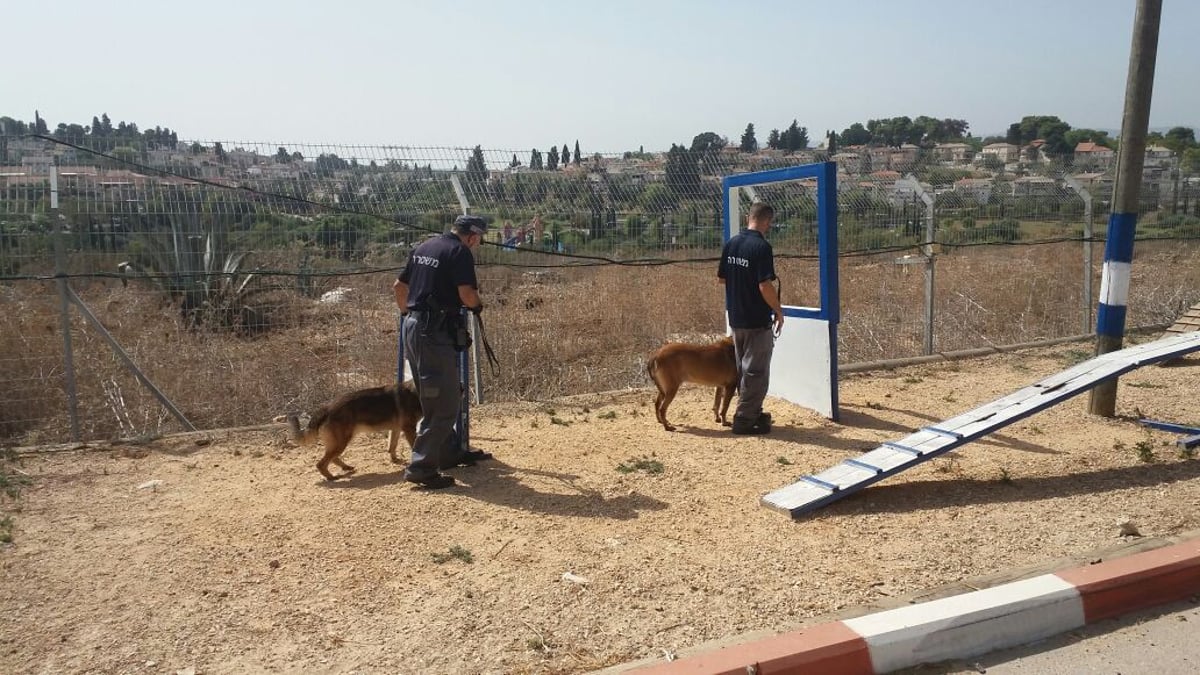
[392, 215, 490, 489]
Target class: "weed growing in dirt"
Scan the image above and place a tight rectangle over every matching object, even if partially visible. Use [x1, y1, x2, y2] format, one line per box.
[1, 451, 29, 500]
[431, 545, 474, 564]
[935, 455, 961, 474]
[866, 401, 884, 410]
[526, 635, 552, 653]
[1126, 382, 1166, 389]
[1135, 440, 1156, 463]
[550, 416, 570, 426]
[902, 377, 924, 385]
[597, 410, 617, 420]
[1061, 349, 1091, 366]
[1180, 444, 1197, 460]
[775, 456, 793, 466]
[942, 391, 958, 403]
[617, 456, 664, 475]
[1, 449, 28, 543]
[998, 467, 1013, 484]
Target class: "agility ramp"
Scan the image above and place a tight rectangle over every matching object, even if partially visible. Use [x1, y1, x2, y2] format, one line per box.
[762, 331, 1200, 519]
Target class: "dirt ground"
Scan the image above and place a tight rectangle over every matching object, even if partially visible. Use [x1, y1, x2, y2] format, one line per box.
[3, 339, 1200, 675]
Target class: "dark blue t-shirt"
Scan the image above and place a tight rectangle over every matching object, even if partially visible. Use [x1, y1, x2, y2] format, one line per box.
[718, 229, 777, 329]
[398, 233, 478, 312]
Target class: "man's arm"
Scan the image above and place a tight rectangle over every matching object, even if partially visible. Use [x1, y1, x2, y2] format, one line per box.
[758, 279, 784, 334]
[392, 278, 409, 312]
[458, 284, 482, 312]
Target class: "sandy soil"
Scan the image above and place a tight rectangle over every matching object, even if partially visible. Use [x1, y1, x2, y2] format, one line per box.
[3, 341, 1200, 675]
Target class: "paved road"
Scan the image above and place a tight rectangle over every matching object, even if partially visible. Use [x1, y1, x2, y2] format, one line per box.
[901, 597, 1200, 674]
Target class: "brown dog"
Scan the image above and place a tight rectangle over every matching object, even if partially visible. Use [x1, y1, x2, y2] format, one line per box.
[285, 381, 422, 481]
[647, 336, 739, 431]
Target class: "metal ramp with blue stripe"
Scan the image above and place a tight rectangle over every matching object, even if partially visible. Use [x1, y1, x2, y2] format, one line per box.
[762, 331, 1200, 519]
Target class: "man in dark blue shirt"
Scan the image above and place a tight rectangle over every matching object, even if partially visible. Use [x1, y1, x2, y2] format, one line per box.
[718, 202, 784, 435]
[392, 215, 489, 488]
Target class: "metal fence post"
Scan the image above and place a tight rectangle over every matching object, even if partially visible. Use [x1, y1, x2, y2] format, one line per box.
[900, 175, 936, 355]
[50, 165, 81, 442]
[450, 172, 483, 404]
[1064, 174, 1095, 333]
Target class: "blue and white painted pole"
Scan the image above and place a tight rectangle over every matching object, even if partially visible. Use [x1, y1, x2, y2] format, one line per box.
[1094, 213, 1136, 344]
[1089, 0, 1160, 417]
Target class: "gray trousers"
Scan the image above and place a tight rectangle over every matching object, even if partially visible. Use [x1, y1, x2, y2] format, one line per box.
[402, 313, 462, 479]
[732, 327, 774, 420]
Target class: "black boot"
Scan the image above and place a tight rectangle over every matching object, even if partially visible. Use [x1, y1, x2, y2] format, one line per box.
[731, 415, 771, 435]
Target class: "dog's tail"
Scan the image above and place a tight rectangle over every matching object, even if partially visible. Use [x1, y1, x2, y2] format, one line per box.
[284, 407, 328, 446]
[646, 357, 665, 396]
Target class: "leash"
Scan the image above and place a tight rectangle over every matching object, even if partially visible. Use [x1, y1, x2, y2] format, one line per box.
[471, 311, 501, 377]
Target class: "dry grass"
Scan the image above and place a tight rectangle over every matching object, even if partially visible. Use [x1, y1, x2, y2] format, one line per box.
[1, 242, 1199, 445]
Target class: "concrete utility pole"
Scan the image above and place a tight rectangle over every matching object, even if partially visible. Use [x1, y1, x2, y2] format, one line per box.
[1090, 0, 1162, 417]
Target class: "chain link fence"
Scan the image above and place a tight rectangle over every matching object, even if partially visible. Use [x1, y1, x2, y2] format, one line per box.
[2, 133, 1199, 444]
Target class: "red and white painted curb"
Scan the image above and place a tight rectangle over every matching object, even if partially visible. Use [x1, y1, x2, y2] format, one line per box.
[625, 538, 1200, 674]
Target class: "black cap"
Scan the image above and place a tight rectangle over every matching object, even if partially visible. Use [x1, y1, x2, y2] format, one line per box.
[454, 215, 488, 235]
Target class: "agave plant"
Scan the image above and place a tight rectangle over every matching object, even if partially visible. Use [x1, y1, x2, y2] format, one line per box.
[121, 218, 272, 334]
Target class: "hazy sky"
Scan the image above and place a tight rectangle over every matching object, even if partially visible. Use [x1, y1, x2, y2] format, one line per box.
[5, 0, 1198, 151]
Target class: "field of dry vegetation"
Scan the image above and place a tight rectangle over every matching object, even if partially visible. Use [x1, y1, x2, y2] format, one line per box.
[1, 240, 1198, 445]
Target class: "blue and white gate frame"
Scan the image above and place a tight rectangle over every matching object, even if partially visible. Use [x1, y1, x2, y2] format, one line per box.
[722, 162, 840, 421]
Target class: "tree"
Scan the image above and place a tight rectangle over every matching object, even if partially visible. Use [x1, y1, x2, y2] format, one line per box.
[783, 120, 809, 151]
[91, 116, 104, 137]
[276, 147, 290, 162]
[529, 148, 543, 170]
[214, 141, 227, 162]
[510, 153, 521, 168]
[190, 141, 203, 154]
[573, 140, 581, 165]
[690, 131, 727, 173]
[34, 110, 48, 134]
[866, 116, 917, 147]
[314, 153, 348, 176]
[1007, 116, 1072, 155]
[766, 129, 781, 149]
[980, 155, 1004, 172]
[547, 145, 559, 170]
[465, 145, 488, 191]
[1182, 148, 1200, 175]
[54, 123, 88, 141]
[665, 143, 700, 197]
[1162, 126, 1198, 154]
[739, 123, 757, 152]
[840, 122, 870, 146]
[562, 144, 570, 166]
[826, 130, 838, 154]
[0, 117, 29, 135]
[100, 113, 113, 135]
[1064, 128, 1113, 150]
